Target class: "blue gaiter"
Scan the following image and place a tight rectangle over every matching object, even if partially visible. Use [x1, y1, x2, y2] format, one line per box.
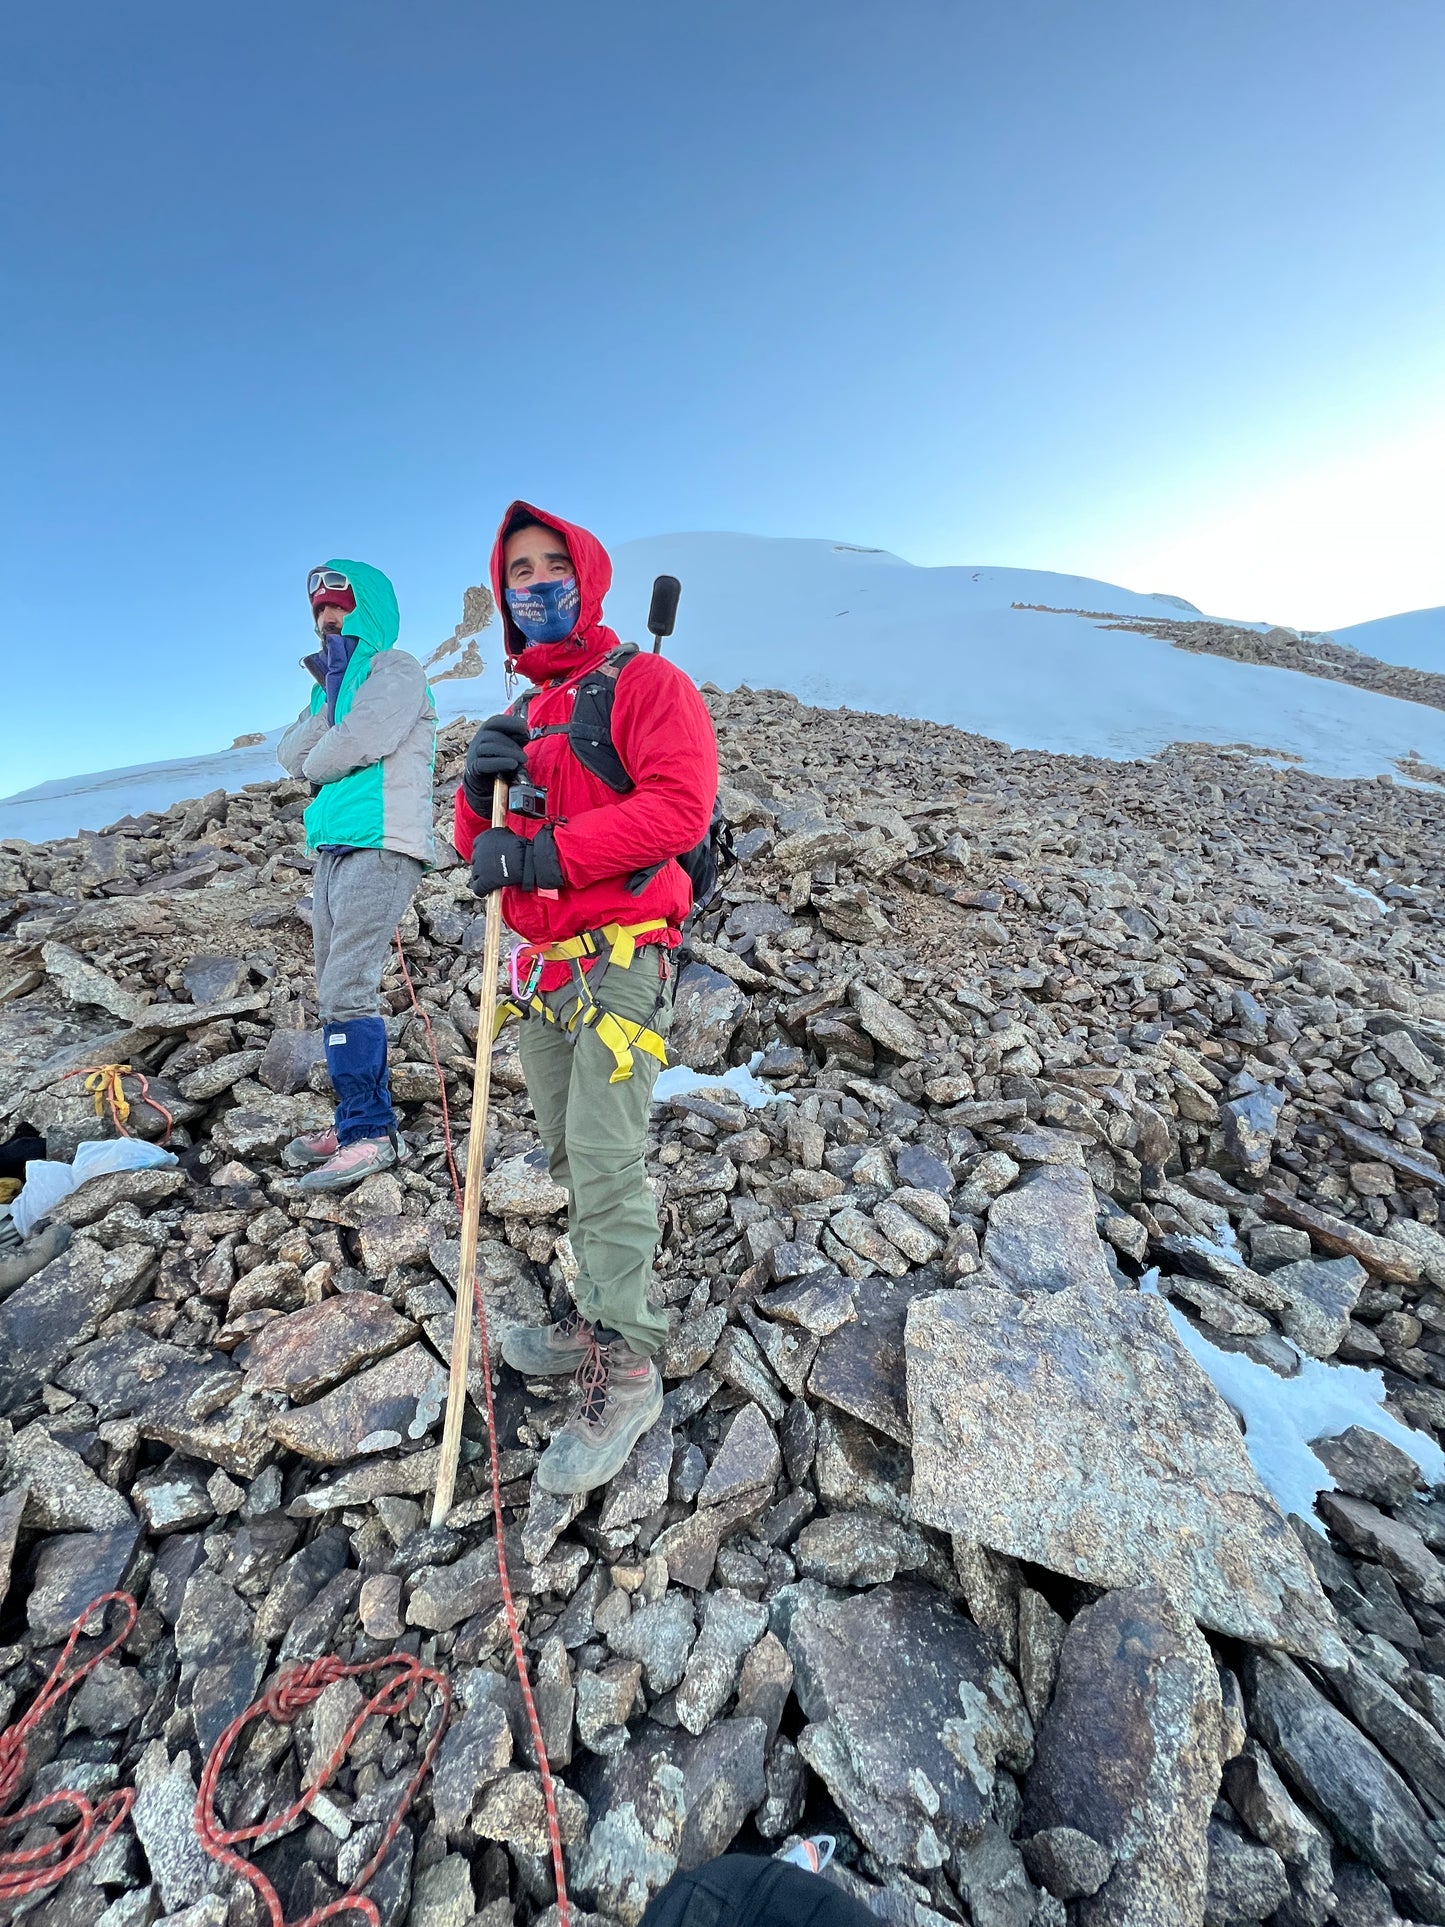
[323, 1017, 395, 1145]
[506, 576, 580, 644]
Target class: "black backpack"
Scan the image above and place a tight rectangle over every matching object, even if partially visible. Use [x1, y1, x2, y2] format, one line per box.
[512, 643, 736, 915]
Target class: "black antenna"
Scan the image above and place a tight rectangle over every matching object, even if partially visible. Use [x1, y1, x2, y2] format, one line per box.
[647, 575, 681, 654]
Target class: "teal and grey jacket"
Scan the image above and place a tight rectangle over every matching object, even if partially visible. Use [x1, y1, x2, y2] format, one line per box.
[277, 558, 437, 864]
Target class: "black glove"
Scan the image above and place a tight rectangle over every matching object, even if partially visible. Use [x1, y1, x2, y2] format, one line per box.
[470, 824, 565, 896]
[463, 713, 530, 811]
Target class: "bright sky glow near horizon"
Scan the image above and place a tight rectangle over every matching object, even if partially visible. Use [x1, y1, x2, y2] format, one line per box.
[3, 1, 1444, 796]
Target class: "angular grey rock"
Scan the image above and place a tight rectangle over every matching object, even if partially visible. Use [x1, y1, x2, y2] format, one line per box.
[734, 1631, 793, 1746]
[1220, 1086, 1287, 1180]
[577, 1658, 641, 1757]
[809, 1274, 933, 1445]
[270, 1342, 446, 1463]
[1316, 1490, 1445, 1602]
[1332, 1651, 1445, 1810]
[668, 964, 747, 1073]
[955, 1823, 1037, 1927]
[598, 1418, 674, 1535]
[260, 1025, 331, 1102]
[28, 1523, 141, 1642]
[905, 1286, 1345, 1665]
[42, 941, 151, 1022]
[788, 1580, 1032, 1872]
[131, 1741, 216, 1911]
[1206, 1816, 1290, 1925]
[1020, 1827, 1112, 1900]
[1383, 1216, 1445, 1289]
[0, 1239, 156, 1414]
[674, 1587, 768, 1734]
[814, 1407, 911, 1523]
[181, 954, 249, 1003]
[697, 1402, 780, 1507]
[430, 1694, 512, 1836]
[239, 1292, 416, 1400]
[794, 1510, 928, 1588]
[1022, 1585, 1223, 1927]
[571, 1717, 767, 1923]
[606, 1591, 698, 1695]
[407, 1855, 473, 1927]
[1242, 1648, 1438, 1914]
[4, 1421, 134, 1530]
[984, 1166, 1113, 1294]
[480, 1147, 568, 1220]
[849, 983, 926, 1061]
[1269, 1255, 1368, 1358]
[51, 1166, 186, 1227]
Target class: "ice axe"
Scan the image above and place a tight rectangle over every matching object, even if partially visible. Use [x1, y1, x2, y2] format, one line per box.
[431, 774, 507, 1529]
[648, 575, 681, 654]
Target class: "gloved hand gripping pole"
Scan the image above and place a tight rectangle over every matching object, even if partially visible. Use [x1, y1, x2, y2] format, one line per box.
[432, 775, 508, 1528]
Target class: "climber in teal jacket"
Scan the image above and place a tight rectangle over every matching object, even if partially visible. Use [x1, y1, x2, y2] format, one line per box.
[277, 560, 437, 1192]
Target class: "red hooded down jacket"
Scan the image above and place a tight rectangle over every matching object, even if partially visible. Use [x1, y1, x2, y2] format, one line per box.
[453, 502, 719, 980]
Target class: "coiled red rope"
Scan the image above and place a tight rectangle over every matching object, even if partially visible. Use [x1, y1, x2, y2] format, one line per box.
[195, 1649, 450, 1927]
[0, 1591, 138, 1900]
[393, 933, 572, 1925]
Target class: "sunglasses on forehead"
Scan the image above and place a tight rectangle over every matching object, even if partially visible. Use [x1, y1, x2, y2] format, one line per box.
[307, 568, 351, 598]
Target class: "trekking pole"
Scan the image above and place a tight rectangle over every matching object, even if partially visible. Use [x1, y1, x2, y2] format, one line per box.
[431, 774, 508, 1528]
[647, 575, 681, 654]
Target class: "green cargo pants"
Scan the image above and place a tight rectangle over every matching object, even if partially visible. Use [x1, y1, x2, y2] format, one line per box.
[517, 946, 674, 1357]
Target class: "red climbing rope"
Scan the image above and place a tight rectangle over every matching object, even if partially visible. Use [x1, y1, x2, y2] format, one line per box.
[0, 1591, 138, 1901]
[393, 932, 572, 1926]
[195, 1650, 451, 1927]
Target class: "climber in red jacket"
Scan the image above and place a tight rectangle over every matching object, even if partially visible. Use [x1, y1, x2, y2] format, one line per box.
[454, 502, 719, 1497]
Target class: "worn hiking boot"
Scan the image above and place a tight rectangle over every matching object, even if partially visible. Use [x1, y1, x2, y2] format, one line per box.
[283, 1125, 340, 1170]
[0, 1220, 72, 1297]
[501, 1309, 594, 1376]
[535, 1331, 664, 1495]
[297, 1136, 398, 1193]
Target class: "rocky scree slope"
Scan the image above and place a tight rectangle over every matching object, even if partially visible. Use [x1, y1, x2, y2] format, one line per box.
[2, 689, 1445, 1927]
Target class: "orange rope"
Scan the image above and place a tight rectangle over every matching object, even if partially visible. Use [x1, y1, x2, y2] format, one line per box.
[60, 1064, 173, 1146]
[0, 1594, 138, 1900]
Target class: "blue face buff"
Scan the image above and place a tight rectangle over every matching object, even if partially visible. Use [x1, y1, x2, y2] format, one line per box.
[506, 575, 581, 645]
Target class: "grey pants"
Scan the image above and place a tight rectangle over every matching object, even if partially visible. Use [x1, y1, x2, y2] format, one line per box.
[311, 848, 423, 1023]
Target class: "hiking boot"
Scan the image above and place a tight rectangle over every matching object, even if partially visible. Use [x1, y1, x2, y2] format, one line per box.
[283, 1126, 340, 1170]
[297, 1136, 398, 1193]
[501, 1309, 595, 1376]
[0, 1221, 72, 1298]
[535, 1332, 664, 1496]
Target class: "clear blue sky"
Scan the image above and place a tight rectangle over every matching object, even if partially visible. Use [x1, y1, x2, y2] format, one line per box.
[4, 1, 1444, 795]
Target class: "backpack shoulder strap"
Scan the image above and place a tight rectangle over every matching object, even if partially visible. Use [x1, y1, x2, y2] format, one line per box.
[561, 644, 639, 794]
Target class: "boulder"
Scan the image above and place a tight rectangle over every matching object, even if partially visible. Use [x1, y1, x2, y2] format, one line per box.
[905, 1286, 1345, 1665]
[1022, 1585, 1224, 1927]
[788, 1580, 1032, 1872]
[668, 963, 748, 1072]
[984, 1166, 1113, 1293]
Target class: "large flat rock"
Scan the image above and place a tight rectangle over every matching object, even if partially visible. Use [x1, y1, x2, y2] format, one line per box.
[905, 1285, 1345, 1666]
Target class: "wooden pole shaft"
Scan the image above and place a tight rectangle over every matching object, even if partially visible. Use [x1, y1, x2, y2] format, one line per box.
[431, 775, 508, 1528]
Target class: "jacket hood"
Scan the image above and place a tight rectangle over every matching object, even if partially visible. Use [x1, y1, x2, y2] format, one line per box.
[490, 502, 618, 683]
[318, 558, 400, 661]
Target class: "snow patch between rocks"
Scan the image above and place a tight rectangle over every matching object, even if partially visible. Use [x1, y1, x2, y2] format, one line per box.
[1142, 1270, 1445, 1527]
[652, 1059, 786, 1109]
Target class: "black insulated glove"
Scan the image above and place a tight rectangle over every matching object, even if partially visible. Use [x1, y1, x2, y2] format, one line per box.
[463, 713, 531, 811]
[470, 824, 565, 896]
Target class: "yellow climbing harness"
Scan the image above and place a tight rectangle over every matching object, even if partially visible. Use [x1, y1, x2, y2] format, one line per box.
[493, 920, 672, 1084]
